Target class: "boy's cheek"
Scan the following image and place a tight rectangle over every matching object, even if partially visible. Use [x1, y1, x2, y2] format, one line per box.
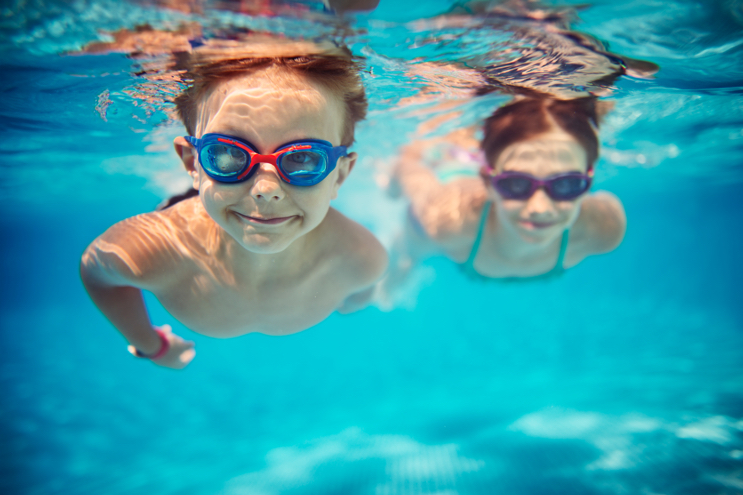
[194, 168, 222, 196]
[329, 157, 355, 200]
[331, 171, 346, 200]
[195, 179, 225, 209]
[331, 182, 340, 200]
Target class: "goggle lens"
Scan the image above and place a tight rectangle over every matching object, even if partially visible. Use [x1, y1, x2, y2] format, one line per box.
[202, 144, 248, 176]
[496, 176, 533, 199]
[281, 150, 326, 175]
[551, 175, 589, 200]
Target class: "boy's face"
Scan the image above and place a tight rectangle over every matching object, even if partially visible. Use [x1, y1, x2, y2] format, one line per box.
[175, 69, 356, 254]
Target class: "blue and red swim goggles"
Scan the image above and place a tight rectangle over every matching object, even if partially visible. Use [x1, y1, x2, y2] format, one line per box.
[185, 133, 348, 187]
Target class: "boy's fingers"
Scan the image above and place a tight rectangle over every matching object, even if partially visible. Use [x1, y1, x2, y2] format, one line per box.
[180, 349, 196, 364]
[159, 324, 173, 333]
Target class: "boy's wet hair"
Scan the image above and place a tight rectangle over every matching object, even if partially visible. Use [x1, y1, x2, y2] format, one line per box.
[481, 97, 611, 170]
[174, 48, 367, 147]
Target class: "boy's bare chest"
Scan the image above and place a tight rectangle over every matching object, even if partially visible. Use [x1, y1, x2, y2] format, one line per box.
[152, 263, 342, 337]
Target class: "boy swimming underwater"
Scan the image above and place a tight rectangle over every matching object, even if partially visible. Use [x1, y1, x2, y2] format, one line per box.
[80, 39, 388, 369]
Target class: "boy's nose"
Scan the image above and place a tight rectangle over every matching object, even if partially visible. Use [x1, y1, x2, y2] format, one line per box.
[249, 164, 285, 202]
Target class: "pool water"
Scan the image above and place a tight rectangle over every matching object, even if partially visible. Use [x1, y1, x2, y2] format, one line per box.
[2, 1, 743, 494]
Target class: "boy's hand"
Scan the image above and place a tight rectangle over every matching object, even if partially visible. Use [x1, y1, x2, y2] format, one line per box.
[128, 325, 196, 370]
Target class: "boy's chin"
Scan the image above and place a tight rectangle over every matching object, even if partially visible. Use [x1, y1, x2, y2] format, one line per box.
[237, 234, 297, 254]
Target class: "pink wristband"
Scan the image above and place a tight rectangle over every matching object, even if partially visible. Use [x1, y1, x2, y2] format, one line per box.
[132, 328, 170, 360]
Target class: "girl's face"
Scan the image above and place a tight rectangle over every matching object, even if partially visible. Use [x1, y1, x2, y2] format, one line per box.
[489, 127, 589, 244]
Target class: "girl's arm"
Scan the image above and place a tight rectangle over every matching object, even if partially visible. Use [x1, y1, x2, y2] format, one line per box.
[395, 142, 447, 218]
[394, 141, 487, 244]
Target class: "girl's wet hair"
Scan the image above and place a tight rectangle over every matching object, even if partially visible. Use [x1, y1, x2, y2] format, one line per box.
[481, 97, 609, 170]
[174, 50, 368, 147]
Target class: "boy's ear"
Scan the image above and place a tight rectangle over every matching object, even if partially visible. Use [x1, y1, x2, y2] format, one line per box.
[331, 151, 357, 200]
[174, 136, 200, 190]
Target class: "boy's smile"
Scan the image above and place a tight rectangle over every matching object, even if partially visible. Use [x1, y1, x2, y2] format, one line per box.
[235, 213, 296, 225]
[175, 67, 356, 255]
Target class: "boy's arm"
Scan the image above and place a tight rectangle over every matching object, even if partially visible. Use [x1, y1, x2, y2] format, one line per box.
[337, 286, 375, 315]
[80, 218, 195, 369]
[331, 212, 389, 314]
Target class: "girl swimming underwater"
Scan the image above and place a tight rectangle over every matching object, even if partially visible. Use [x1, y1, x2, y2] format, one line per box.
[389, 97, 625, 284]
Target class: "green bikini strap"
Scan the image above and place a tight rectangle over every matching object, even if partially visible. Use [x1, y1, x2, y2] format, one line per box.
[465, 201, 569, 275]
[552, 229, 571, 272]
[464, 200, 492, 270]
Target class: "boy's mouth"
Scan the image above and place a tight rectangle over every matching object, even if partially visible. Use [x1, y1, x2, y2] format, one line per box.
[235, 212, 296, 225]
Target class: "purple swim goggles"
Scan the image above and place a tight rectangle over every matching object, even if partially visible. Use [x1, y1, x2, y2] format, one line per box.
[489, 171, 593, 201]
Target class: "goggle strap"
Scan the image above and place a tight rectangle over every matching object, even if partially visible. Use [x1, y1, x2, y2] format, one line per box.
[218, 138, 294, 183]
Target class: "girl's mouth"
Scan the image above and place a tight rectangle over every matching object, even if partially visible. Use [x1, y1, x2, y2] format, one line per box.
[519, 220, 557, 230]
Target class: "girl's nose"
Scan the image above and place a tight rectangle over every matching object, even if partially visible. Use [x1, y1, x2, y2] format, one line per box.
[524, 188, 557, 218]
[249, 164, 285, 202]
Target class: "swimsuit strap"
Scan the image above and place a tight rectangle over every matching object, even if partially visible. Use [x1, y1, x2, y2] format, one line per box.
[549, 229, 571, 275]
[462, 200, 570, 279]
[463, 200, 492, 273]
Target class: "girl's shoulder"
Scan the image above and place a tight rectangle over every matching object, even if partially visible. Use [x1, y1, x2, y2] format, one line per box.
[572, 191, 627, 255]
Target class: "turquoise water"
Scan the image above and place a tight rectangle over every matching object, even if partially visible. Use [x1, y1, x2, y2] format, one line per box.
[2, 1, 743, 494]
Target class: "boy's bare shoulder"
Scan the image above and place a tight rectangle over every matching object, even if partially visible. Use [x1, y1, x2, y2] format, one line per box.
[321, 207, 388, 288]
[82, 197, 211, 287]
